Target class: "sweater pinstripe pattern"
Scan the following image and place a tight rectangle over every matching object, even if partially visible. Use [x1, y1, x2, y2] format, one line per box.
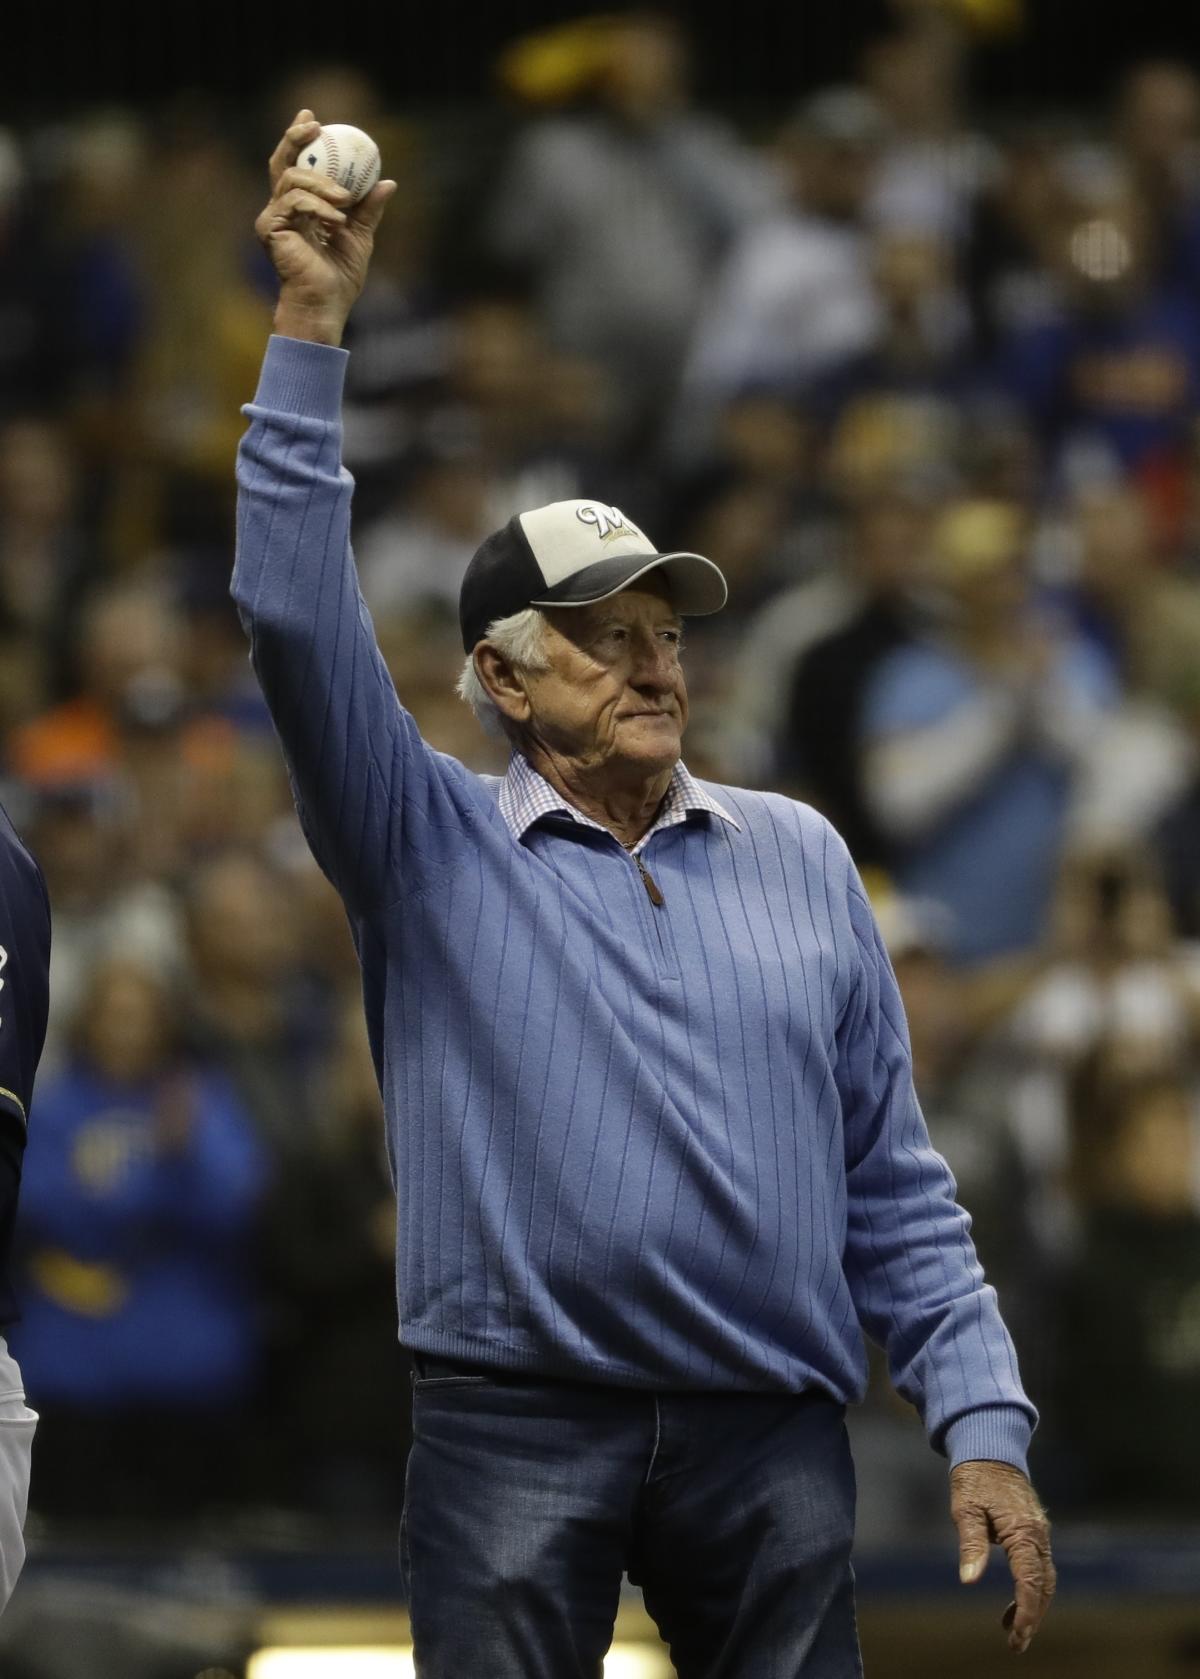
[233, 336, 1035, 1471]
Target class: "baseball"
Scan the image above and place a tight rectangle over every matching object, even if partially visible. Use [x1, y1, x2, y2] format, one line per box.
[299, 123, 381, 204]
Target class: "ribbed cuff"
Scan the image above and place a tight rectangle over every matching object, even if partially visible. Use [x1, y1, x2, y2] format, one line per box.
[252, 334, 349, 419]
[942, 1406, 1033, 1475]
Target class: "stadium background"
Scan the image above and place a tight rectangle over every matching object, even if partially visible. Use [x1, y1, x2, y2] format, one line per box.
[2, 1, 1199, 1672]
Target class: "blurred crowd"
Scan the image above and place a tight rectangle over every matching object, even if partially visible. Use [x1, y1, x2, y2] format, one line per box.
[1, 4, 1199, 1541]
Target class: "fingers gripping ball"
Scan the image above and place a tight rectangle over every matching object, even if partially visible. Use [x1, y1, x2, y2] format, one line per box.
[300, 124, 381, 204]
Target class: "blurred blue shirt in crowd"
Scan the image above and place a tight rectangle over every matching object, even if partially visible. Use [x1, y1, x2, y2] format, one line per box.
[863, 637, 1116, 964]
[12, 1061, 266, 1408]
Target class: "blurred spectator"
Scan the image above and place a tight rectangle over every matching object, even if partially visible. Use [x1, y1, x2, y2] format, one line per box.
[1069, 482, 1200, 707]
[676, 87, 884, 455]
[490, 13, 776, 442]
[0, 418, 92, 726]
[257, 994, 408, 1523]
[183, 850, 327, 1165]
[356, 297, 604, 618]
[726, 482, 934, 859]
[7, 581, 183, 789]
[176, 566, 274, 735]
[1012, 851, 1200, 1076]
[269, 63, 384, 144]
[180, 848, 401, 1519]
[1154, 681, 1200, 939]
[12, 956, 268, 1521]
[440, 299, 609, 514]
[1002, 848, 1200, 1264]
[808, 222, 973, 426]
[663, 469, 817, 775]
[358, 450, 492, 620]
[47, 112, 148, 424]
[6, 574, 257, 889]
[1114, 61, 1200, 294]
[131, 101, 271, 517]
[860, 21, 997, 241]
[860, 499, 1115, 962]
[1058, 1058, 1200, 1513]
[878, 889, 1037, 1322]
[377, 606, 501, 770]
[1057, 483, 1199, 855]
[669, 385, 831, 605]
[0, 131, 68, 413]
[22, 784, 182, 1080]
[963, 121, 1078, 354]
[994, 149, 1200, 483]
[826, 389, 963, 509]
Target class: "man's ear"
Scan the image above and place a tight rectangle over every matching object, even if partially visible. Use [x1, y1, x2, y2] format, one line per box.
[474, 643, 532, 724]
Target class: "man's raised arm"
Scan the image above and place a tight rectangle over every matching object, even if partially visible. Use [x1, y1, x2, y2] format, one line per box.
[233, 113, 464, 916]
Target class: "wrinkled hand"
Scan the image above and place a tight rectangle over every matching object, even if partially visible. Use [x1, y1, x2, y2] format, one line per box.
[951, 1460, 1055, 1654]
[256, 109, 395, 346]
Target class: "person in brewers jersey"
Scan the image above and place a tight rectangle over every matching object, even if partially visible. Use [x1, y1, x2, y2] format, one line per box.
[0, 797, 50, 1612]
[236, 111, 1056, 1677]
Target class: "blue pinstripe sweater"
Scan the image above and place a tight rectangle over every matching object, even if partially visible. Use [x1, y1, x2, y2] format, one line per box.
[234, 336, 1035, 1472]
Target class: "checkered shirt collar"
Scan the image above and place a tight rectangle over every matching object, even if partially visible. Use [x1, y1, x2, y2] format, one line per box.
[498, 752, 740, 850]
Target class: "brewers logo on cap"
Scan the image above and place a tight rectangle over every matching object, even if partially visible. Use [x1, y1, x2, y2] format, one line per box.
[459, 499, 727, 652]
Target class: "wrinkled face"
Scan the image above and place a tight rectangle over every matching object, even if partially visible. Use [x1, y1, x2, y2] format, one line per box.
[524, 578, 688, 782]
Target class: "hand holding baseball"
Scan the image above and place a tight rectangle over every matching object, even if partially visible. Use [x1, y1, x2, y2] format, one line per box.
[256, 110, 395, 347]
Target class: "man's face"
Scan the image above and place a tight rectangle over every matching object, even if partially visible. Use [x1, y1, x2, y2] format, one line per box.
[523, 578, 688, 783]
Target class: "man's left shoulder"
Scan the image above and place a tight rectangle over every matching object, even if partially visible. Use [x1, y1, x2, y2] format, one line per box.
[695, 778, 854, 868]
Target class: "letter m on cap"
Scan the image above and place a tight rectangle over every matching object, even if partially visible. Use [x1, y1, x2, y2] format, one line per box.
[576, 502, 639, 541]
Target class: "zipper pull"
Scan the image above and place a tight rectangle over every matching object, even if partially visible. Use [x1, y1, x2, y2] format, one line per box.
[634, 853, 665, 906]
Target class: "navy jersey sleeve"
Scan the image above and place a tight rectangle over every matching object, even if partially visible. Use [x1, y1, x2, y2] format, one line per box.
[0, 803, 51, 1327]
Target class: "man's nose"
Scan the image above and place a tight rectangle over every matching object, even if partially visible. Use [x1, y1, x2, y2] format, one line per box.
[629, 632, 676, 689]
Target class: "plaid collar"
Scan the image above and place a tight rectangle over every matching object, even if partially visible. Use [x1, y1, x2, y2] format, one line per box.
[498, 752, 740, 854]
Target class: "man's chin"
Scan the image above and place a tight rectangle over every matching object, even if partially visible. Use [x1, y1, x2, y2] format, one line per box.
[617, 720, 682, 773]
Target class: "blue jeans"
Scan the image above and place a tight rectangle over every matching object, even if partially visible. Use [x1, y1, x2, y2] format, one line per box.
[401, 1361, 863, 1678]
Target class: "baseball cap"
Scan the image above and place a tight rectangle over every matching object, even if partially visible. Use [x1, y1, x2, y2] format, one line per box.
[458, 498, 728, 652]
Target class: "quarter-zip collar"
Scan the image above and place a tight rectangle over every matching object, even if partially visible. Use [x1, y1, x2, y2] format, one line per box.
[498, 751, 740, 856]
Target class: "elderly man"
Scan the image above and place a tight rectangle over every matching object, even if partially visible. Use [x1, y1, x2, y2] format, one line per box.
[236, 113, 1054, 1679]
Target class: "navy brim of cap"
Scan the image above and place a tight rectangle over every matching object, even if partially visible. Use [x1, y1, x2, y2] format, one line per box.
[528, 551, 728, 617]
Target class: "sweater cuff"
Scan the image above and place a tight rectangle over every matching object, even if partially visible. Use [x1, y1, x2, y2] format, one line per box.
[252, 335, 349, 419]
[942, 1406, 1033, 1476]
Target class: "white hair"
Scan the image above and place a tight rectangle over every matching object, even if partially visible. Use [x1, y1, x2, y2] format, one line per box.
[456, 607, 551, 736]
